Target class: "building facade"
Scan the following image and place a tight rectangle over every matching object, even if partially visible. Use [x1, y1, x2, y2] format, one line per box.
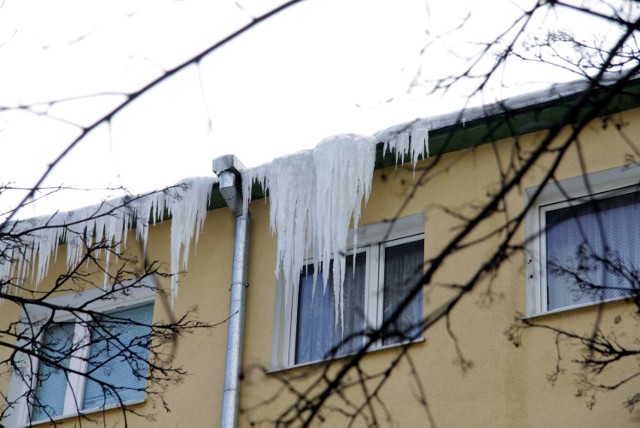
[2, 78, 640, 427]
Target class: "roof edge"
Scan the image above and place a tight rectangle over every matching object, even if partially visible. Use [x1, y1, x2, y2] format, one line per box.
[232, 74, 640, 209]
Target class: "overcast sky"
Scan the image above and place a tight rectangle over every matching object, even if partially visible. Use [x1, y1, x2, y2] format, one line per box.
[0, 0, 616, 216]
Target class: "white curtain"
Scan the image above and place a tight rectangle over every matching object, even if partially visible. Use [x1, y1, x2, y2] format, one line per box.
[546, 191, 640, 310]
[295, 254, 366, 364]
[382, 240, 424, 346]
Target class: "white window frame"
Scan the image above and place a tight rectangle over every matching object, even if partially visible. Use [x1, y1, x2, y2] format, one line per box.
[525, 164, 640, 317]
[4, 281, 156, 427]
[271, 213, 425, 370]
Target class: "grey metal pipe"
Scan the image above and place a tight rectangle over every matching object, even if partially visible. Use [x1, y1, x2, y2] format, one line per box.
[215, 161, 250, 428]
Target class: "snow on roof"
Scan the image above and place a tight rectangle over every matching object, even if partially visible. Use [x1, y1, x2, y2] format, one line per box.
[375, 73, 640, 147]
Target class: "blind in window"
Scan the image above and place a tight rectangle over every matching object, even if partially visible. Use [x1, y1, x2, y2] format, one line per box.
[31, 322, 75, 421]
[82, 303, 154, 410]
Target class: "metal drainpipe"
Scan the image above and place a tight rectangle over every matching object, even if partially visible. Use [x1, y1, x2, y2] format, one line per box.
[213, 155, 250, 428]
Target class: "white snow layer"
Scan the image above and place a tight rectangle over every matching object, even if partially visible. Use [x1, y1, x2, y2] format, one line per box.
[242, 131, 429, 324]
[0, 177, 215, 302]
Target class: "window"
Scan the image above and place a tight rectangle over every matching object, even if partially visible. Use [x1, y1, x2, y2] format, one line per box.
[272, 214, 424, 368]
[5, 283, 155, 426]
[525, 164, 640, 316]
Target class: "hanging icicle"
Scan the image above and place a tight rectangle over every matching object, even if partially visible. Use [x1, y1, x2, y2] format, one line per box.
[383, 125, 429, 170]
[1, 124, 429, 314]
[242, 130, 430, 326]
[0, 177, 215, 303]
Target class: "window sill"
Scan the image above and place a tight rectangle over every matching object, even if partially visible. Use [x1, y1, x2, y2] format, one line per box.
[268, 337, 425, 374]
[29, 398, 145, 427]
[523, 294, 637, 320]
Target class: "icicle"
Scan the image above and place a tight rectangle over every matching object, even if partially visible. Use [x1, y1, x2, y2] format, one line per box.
[313, 135, 376, 326]
[242, 130, 430, 330]
[165, 177, 213, 302]
[242, 134, 378, 330]
[383, 125, 429, 171]
[243, 151, 315, 326]
[0, 177, 216, 306]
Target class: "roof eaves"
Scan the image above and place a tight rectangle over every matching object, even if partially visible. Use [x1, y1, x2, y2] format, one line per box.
[208, 75, 640, 210]
[373, 75, 640, 168]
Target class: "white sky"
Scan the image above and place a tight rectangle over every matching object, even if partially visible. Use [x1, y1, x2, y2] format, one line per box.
[0, 0, 623, 216]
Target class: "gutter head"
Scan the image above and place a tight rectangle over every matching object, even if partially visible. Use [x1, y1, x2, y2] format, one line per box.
[213, 154, 246, 177]
[213, 155, 246, 217]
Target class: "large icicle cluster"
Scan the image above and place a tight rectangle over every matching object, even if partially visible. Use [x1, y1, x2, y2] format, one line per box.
[243, 135, 377, 321]
[0, 177, 215, 302]
[242, 129, 429, 324]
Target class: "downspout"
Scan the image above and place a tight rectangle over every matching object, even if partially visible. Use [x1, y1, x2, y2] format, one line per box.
[213, 155, 250, 428]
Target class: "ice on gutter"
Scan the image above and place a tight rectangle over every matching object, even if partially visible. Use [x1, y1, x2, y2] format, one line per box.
[374, 74, 631, 148]
[380, 123, 429, 167]
[242, 132, 429, 325]
[0, 177, 215, 303]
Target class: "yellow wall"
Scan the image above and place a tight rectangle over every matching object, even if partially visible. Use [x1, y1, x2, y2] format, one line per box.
[3, 108, 640, 427]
